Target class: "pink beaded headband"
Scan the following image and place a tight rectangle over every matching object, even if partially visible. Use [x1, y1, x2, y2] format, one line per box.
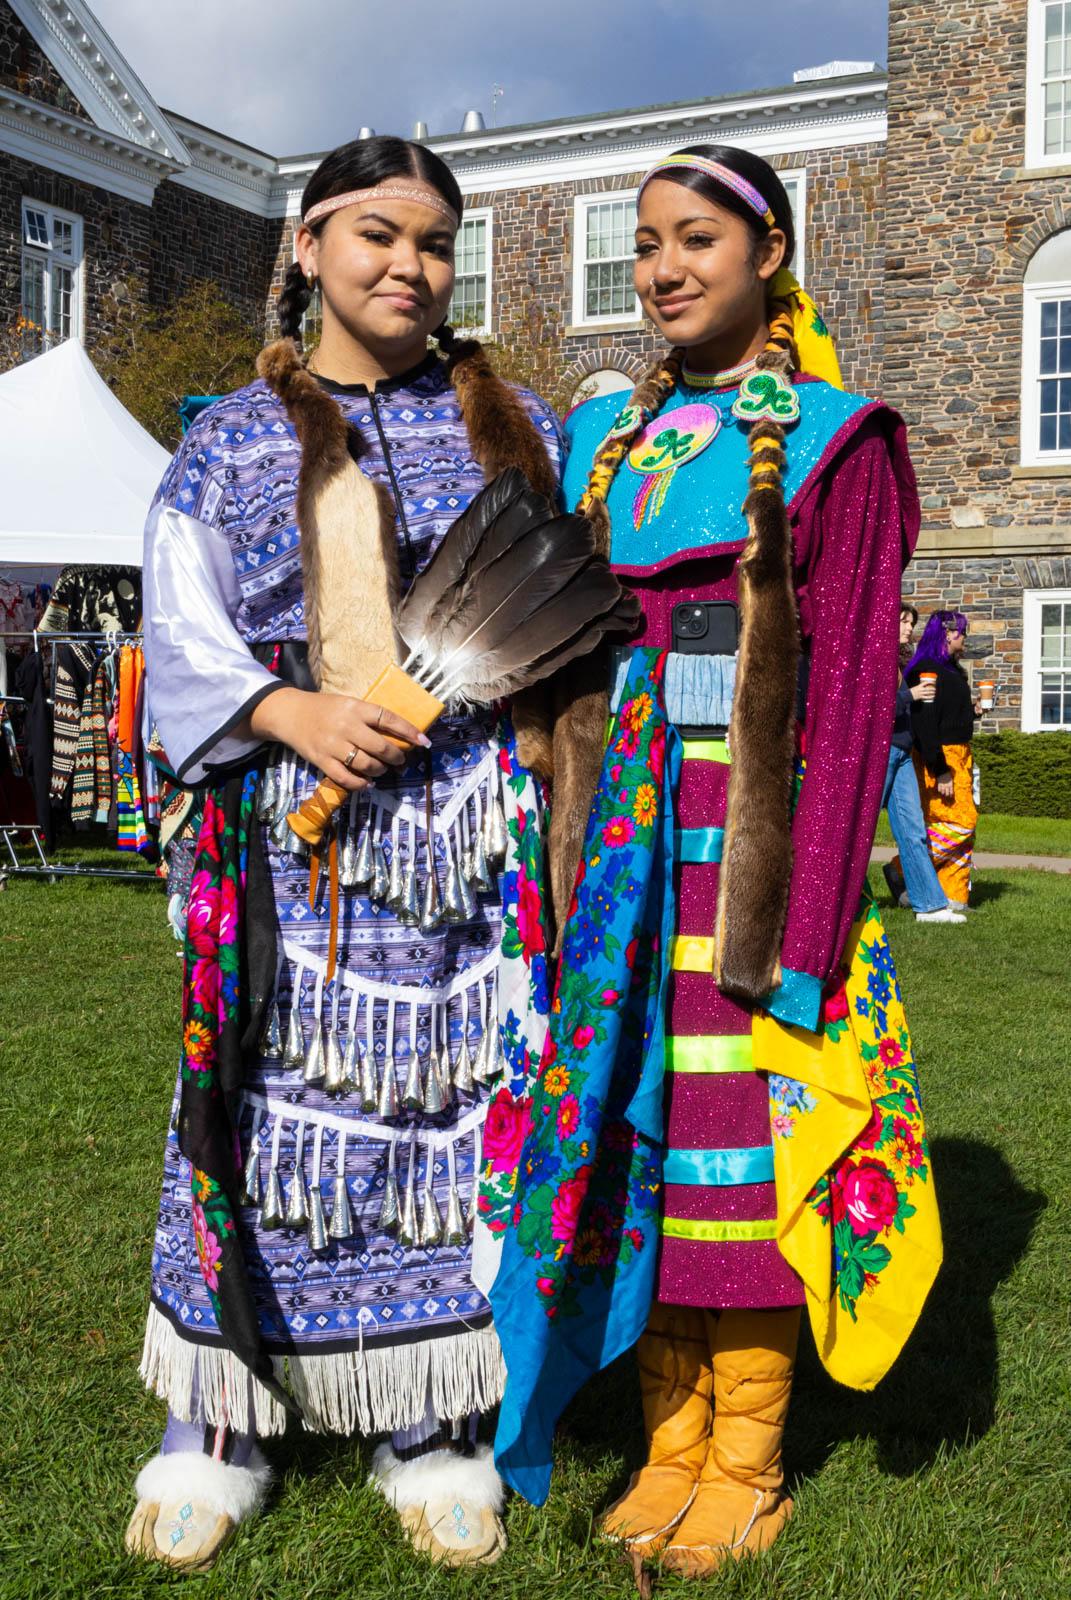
[303, 181, 459, 229]
[639, 153, 776, 228]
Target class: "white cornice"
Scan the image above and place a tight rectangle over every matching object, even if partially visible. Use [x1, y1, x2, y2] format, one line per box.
[9, 0, 189, 164]
[0, 86, 178, 204]
[272, 78, 887, 211]
[166, 114, 278, 216]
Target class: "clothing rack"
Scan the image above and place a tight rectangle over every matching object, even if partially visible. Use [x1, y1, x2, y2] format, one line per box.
[0, 628, 160, 889]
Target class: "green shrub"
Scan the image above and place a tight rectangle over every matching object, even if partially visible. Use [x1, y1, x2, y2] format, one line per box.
[975, 731, 1071, 819]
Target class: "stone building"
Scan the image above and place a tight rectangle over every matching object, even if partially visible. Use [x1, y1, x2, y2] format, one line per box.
[1, 0, 1068, 733]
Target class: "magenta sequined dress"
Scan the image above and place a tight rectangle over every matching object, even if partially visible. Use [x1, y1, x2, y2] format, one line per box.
[562, 372, 920, 1310]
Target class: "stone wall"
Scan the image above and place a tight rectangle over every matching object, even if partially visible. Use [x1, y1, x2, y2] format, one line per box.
[0, 151, 151, 344]
[0, 2, 89, 119]
[884, 0, 1071, 730]
[150, 182, 281, 335]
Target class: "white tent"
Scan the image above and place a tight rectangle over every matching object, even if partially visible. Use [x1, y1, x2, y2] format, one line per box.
[0, 340, 170, 568]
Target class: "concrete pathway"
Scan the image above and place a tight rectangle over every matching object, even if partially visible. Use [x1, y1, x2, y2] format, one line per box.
[870, 844, 1070, 875]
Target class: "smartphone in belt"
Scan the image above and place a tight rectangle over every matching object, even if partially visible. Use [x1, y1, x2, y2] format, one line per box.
[671, 601, 739, 739]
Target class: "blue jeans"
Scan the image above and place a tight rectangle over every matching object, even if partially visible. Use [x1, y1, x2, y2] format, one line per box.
[882, 745, 946, 914]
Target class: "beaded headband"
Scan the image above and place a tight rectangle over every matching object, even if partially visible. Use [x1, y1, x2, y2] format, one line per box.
[638, 153, 776, 228]
[303, 181, 459, 229]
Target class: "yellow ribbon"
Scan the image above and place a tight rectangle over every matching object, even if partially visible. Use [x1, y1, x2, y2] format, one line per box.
[770, 267, 844, 389]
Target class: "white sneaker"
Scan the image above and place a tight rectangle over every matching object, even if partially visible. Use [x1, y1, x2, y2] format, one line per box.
[916, 907, 966, 924]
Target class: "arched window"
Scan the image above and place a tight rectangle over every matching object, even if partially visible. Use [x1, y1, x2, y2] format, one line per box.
[1020, 228, 1071, 465]
[570, 368, 635, 408]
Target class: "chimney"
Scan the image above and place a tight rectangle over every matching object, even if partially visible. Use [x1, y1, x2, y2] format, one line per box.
[413, 120, 429, 140]
[460, 109, 486, 133]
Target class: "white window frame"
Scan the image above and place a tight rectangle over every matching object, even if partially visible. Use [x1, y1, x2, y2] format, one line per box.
[571, 190, 641, 329]
[20, 198, 84, 351]
[449, 206, 494, 337]
[570, 169, 807, 331]
[1026, 0, 1071, 168]
[1020, 278, 1071, 464]
[1022, 587, 1071, 730]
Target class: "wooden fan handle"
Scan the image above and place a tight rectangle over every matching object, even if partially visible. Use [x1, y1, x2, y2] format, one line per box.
[287, 665, 446, 846]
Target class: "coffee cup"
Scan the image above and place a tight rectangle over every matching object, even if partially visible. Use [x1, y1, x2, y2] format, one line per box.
[919, 671, 937, 686]
[979, 679, 994, 710]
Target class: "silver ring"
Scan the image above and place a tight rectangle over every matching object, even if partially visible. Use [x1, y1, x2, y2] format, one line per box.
[343, 745, 359, 772]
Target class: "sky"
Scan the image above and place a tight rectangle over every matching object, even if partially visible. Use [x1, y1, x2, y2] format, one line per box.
[87, 0, 889, 156]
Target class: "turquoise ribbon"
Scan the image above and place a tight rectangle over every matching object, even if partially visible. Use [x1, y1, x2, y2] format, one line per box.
[674, 826, 724, 864]
[662, 1144, 775, 1187]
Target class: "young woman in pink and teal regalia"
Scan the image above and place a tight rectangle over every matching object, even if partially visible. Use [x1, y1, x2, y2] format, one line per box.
[488, 145, 943, 1575]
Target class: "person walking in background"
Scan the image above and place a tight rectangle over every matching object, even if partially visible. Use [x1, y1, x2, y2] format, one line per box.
[882, 604, 966, 923]
[903, 609, 979, 913]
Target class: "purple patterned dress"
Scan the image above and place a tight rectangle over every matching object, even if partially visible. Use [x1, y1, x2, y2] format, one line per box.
[139, 355, 562, 1437]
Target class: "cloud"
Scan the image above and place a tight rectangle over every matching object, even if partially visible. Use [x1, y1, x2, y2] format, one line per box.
[88, 0, 888, 155]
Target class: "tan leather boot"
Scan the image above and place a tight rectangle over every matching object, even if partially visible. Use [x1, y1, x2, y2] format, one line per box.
[662, 1306, 800, 1577]
[599, 1302, 713, 1554]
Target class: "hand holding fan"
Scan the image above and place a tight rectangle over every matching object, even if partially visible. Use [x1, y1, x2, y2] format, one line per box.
[288, 468, 638, 845]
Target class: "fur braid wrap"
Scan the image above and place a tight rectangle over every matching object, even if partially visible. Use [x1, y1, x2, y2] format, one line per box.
[256, 335, 559, 771]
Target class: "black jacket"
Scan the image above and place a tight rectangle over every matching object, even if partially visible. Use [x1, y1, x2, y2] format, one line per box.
[906, 656, 975, 778]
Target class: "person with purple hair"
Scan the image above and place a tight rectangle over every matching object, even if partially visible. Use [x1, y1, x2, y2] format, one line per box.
[893, 608, 980, 910]
[881, 604, 966, 922]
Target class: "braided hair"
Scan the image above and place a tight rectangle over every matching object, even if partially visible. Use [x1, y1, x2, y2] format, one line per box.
[279, 134, 464, 351]
[577, 144, 798, 522]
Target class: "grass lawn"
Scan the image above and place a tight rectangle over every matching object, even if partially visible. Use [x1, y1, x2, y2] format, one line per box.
[872, 810, 1071, 858]
[1, 863, 1069, 1600]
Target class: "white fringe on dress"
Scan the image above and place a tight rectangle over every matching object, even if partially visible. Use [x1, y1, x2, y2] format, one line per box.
[139, 1302, 506, 1438]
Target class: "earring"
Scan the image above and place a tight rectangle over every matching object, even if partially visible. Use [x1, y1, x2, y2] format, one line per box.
[305, 272, 316, 291]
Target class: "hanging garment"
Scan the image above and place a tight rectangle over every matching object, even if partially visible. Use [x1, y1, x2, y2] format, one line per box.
[49, 642, 94, 806]
[14, 652, 53, 846]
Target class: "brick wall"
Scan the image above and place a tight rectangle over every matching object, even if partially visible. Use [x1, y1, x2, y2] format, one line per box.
[0, 2, 89, 119]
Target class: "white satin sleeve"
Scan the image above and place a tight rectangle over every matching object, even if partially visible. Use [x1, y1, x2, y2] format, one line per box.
[143, 503, 285, 784]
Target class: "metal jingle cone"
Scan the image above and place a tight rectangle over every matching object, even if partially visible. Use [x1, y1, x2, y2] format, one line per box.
[420, 1187, 443, 1248]
[419, 869, 443, 934]
[303, 1023, 326, 1085]
[468, 832, 494, 894]
[270, 813, 291, 852]
[465, 1177, 480, 1233]
[402, 1051, 423, 1111]
[342, 1030, 361, 1090]
[386, 845, 406, 911]
[352, 827, 374, 890]
[422, 1055, 445, 1115]
[355, 1043, 376, 1107]
[398, 862, 420, 926]
[398, 1159, 419, 1248]
[377, 1057, 399, 1118]
[272, 782, 293, 826]
[483, 793, 508, 869]
[444, 1185, 467, 1246]
[378, 1169, 401, 1233]
[259, 996, 283, 1058]
[461, 844, 475, 880]
[456, 864, 478, 923]
[283, 1008, 306, 1071]
[239, 1139, 261, 1207]
[327, 1172, 354, 1240]
[471, 1022, 497, 1084]
[323, 1029, 346, 1094]
[284, 1167, 309, 1229]
[452, 1038, 475, 1095]
[370, 838, 390, 902]
[437, 1047, 455, 1109]
[260, 1165, 285, 1229]
[442, 855, 467, 923]
[256, 766, 278, 821]
[339, 833, 361, 890]
[307, 1184, 329, 1253]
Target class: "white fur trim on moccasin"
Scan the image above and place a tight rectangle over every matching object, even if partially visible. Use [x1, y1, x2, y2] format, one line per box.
[134, 1447, 272, 1524]
[369, 1443, 504, 1513]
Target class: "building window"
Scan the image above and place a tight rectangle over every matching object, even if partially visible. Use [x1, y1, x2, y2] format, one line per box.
[572, 194, 640, 328]
[449, 210, 492, 333]
[1023, 589, 1071, 730]
[570, 171, 806, 329]
[1027, 1, 1071, 164]
[20, 200, 83, 355]
[1020, 229, 1071, 464]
